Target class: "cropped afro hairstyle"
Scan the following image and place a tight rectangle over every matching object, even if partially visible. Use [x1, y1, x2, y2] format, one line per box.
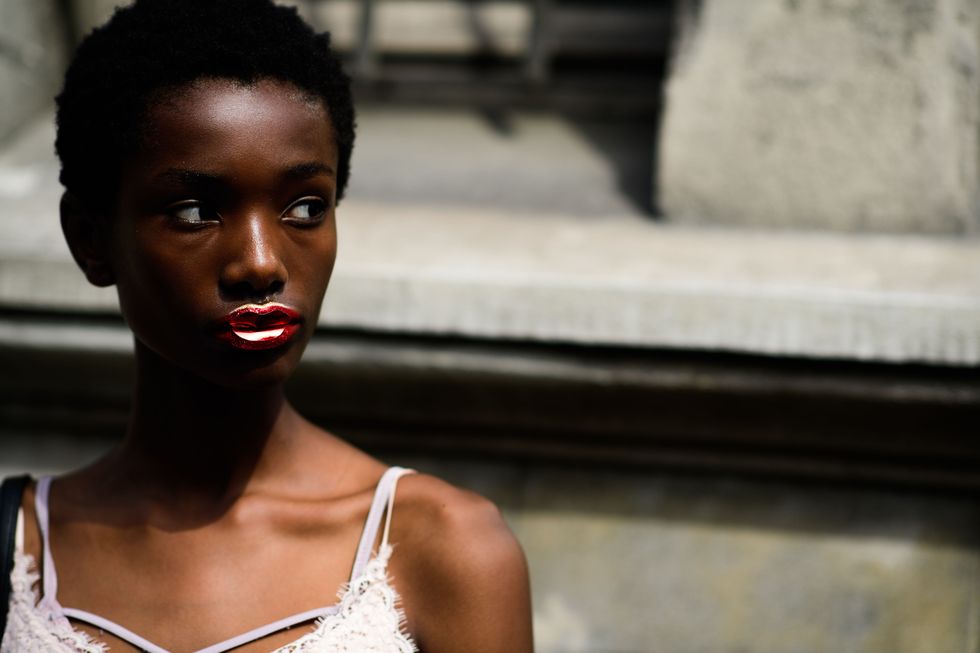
[55, 0, 356, 213]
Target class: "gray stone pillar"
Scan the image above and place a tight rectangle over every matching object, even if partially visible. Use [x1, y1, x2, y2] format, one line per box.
[657, 0, 980, 234]
[0, 1, 70, 144]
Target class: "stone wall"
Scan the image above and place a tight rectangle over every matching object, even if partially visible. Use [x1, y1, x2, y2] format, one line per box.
[658, 0, 980, 234]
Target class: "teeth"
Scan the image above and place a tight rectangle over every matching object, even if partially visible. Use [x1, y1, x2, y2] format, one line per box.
[234, 327, 286, 342]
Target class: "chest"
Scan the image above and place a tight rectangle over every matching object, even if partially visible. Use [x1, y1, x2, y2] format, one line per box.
[45, 522, 362, 651]
[5, 546, 415, 653]
[68, 525, 349, 606]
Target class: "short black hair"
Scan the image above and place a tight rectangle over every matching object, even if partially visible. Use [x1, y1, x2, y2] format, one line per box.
[56, 0, 356, 213]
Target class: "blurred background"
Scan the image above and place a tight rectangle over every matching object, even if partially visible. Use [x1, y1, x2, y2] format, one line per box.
[1, 1, 979, 651]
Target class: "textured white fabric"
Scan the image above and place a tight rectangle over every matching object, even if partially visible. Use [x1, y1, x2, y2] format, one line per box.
[2, 551, 107, 653]
[272, 545, 416, 653]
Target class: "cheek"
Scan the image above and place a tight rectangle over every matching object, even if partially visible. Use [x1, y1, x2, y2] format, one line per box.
[287, 234, 337, 331]
[112, 229, 212, 328]
[289, 225, 338, 292]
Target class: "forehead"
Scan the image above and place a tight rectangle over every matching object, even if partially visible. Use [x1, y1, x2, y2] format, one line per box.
[132, 77, 336, 171]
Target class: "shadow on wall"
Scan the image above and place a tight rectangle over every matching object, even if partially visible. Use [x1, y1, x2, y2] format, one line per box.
[568, 117, 659, 217]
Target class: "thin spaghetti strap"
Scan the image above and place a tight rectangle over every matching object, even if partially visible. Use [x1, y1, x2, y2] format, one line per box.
[61, 608, 171, 653]
[62, 603, 340, 653]
[349, 467, 414, 582]
[380, 469, 410, 551]
[34, 476, 59, 611]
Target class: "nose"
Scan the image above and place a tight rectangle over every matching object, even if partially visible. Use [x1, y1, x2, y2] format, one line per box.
[219, 213, 287, 300]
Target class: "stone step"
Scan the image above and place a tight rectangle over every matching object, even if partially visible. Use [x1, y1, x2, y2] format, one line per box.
[1, 108, 978, 366]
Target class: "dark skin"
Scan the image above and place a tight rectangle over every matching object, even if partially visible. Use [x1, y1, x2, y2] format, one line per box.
[21, 78, 533, 652]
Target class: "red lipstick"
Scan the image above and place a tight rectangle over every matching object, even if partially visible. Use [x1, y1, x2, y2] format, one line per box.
[216, 303, 302, 350]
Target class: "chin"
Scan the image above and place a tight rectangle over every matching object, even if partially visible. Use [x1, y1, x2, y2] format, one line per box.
[204, 361, 297, 389]
[200, 346, 305, 389]
[135, 335, 306, 390]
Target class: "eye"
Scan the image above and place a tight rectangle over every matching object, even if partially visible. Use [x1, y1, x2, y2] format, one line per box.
[168, 202, 220, 226]
[283, 197, 328, 224]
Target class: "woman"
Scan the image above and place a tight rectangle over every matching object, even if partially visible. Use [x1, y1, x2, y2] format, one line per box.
[0, 1, 533, 651]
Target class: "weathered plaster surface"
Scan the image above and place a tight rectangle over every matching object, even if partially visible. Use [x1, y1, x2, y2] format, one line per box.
[659, 0, 980, 233]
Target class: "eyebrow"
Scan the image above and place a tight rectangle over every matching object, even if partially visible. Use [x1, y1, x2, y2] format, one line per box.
[155, 162, 334, 186]
[156, 168, 222, 186]
[282, 162, 335, 180]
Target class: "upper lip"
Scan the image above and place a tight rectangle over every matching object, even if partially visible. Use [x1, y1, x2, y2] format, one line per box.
[218, 303, 302, 331]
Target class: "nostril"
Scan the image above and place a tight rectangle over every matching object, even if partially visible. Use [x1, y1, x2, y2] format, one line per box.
[221, 278, 286, 303]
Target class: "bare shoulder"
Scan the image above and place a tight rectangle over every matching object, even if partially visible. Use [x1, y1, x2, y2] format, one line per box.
[391, 473, 533, 653]
[393, 473, 516, 550]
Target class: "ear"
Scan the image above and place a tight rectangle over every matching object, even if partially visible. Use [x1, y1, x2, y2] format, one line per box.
[60, 191, 116, 287]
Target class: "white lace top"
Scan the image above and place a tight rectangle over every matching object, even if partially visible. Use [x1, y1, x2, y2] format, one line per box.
[2, 468, 418, 653]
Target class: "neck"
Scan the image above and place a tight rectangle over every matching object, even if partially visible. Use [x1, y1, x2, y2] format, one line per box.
[112, 341, 299, 510]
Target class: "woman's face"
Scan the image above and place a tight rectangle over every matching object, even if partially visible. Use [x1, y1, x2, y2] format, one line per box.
[109, 77, 339, 387]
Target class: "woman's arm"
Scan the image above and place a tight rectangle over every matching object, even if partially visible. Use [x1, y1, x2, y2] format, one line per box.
[394, 476, 534, 653]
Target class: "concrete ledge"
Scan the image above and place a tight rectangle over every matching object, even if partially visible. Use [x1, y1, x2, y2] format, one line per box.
[2, 112, 979, 366]
[2, 313, 978, 490]
[326, 203, 980, 365]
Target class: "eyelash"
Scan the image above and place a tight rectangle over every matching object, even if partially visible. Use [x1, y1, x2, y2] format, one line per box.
[166, 197, 330, 228]
[282, 197, 329, 225]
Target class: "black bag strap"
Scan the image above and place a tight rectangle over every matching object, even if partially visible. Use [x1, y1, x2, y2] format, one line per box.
[0, 475, 30, 639]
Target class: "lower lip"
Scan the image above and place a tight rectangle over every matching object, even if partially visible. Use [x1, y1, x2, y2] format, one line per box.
[217, 322, 301, 350]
